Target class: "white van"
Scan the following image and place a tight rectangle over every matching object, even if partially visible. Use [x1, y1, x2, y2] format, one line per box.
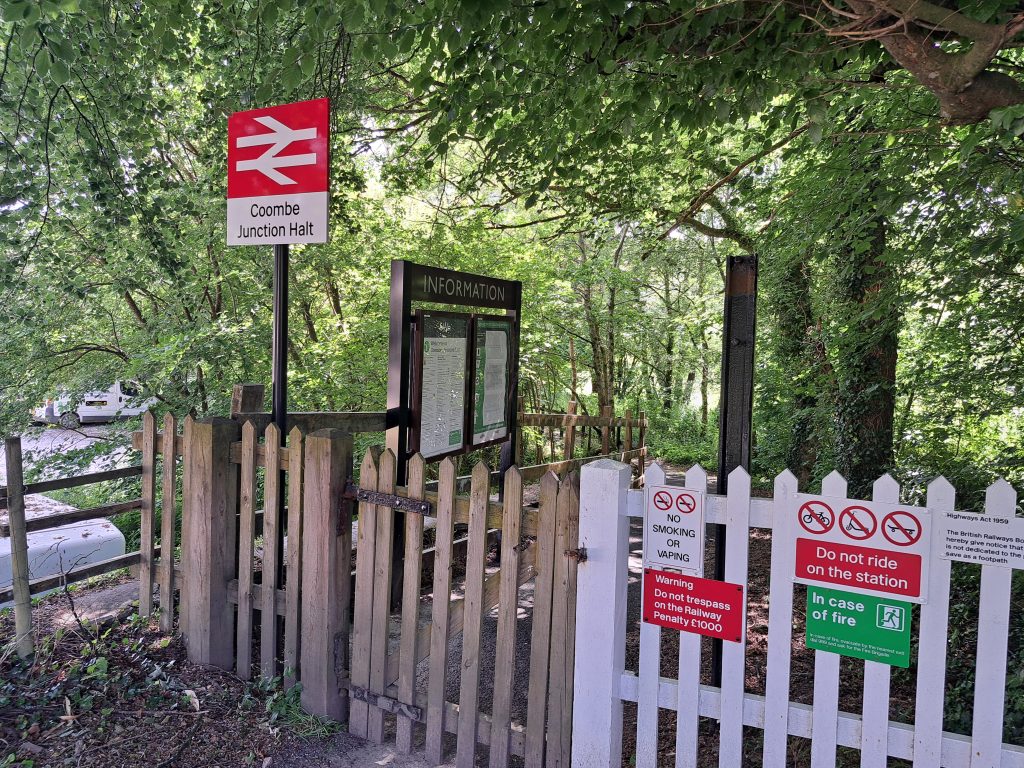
[33, 381, 156, 428]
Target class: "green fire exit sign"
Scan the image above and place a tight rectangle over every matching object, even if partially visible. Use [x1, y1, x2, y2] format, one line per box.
[805, 586, 912, 667]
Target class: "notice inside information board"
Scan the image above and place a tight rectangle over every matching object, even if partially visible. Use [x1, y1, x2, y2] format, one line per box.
[418, 313, 470, 458]
[472, 317, 512, 446]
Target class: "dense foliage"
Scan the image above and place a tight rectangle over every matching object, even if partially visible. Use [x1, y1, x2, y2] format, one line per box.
[1, 0, 1023, 507]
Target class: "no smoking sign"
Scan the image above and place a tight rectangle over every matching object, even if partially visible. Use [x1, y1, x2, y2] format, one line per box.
[644, 485, 705, 575]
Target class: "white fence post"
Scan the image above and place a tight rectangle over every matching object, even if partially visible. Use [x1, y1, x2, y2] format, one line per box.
[572, 458, 632, 768]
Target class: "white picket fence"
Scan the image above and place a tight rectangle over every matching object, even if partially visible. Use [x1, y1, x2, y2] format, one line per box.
[572, 458, 1024, 768]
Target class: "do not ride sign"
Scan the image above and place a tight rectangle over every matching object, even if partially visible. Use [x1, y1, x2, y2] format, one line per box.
[644, 485, 704, 575]
[792, 494, 932, 603]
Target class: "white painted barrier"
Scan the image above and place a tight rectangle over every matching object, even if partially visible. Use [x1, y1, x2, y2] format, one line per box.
[573, 460, 1024, 768]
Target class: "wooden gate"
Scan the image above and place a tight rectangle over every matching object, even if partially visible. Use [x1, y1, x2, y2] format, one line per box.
[347, 449, 580, 768]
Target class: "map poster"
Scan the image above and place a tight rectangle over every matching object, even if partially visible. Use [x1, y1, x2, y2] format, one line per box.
[416, 312, 470, 459]
[471, 316, 513, 446]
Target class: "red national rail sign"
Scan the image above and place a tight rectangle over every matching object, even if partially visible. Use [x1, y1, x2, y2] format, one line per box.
[227, 98, 330, 246]
[792, 494, 932, 604]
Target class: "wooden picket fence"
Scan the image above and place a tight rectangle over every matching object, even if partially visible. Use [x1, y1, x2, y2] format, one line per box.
[132, 409, 589, 764]
[348, 449, 581, 768]
[573, 459, 1024, 768]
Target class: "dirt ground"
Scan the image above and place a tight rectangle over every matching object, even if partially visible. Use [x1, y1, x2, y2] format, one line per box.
[0, 577, 301, 768]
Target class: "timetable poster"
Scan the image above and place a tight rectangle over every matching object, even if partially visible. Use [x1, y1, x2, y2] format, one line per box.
[418, 313, 470, 458]
[472, 316, 513, 446]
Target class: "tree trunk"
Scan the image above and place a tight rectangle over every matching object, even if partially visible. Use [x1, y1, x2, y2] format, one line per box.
[834, 196, 898, 496]
[770, 251, 832, 488]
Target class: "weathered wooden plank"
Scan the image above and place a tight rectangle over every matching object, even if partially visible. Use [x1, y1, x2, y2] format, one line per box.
[178, 416, 194, 640]
[0, 499, 143, 535]
[4, 437, 33, 659]
[526, 472, 561, 768]
[299, 429, 352, 721]
[367, 449, 397, 743]
[396, 453, 426, 753]
[349, 447, 381, 738]
[232, 411, 387, 435]
[159, 413, 178, 634]
[181, 418, 239, 669]
[261, 424, 283, 680]
[235, 421, 258, 681]
[546, 471, 572, 768]
[0, 549, 156, 604]
[557, 475, 581, 768]
[1, 465, 144, 509]
[553, 471, 581, 768]
[283, 427, 304, 689]
[384, 542, 539, 688]
[139, 412, 157, 618]
[426, 457, 458, 765]
[456, 462, 492, 768]
[130, 430, 184, 456]
[489, 467, 524, 768]
[563, 401, 577, 461]
[623, 409, 633, 452]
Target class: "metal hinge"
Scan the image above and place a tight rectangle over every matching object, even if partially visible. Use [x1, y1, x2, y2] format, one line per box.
[565, 546, 588, 563]
[343, 481, 432, 515]
[347, 685, 423, 722]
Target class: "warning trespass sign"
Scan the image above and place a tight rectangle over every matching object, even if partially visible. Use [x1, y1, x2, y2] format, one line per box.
[792, 494, 931, 604]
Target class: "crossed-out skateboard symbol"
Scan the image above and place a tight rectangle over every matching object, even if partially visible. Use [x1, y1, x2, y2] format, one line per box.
[653, 490, 673, 511]
[676, 492, 697, 514]
[798, 500, 834, 534]
[839, 505, 877, 541]
[882, 511, 922, 546]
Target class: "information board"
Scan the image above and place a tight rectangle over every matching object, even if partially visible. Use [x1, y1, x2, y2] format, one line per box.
[414, 312, 470, 459]
[805, 585, 912, 667]
[471, 316, 513, 446]
[941, 510, 1024, 568]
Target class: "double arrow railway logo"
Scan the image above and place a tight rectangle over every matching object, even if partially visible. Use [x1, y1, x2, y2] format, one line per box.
[234, 115, 318, 186]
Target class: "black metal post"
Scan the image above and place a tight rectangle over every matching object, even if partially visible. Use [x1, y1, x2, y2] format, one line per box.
[272, 243, 289, 438]
[272, 243, 289, 585]
[712, 253, 758, 686]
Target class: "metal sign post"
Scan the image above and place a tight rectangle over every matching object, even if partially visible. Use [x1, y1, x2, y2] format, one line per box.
[712, 253, 758, 685]
[272, 244, 289, 437]
[227, 98, 331, 432]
